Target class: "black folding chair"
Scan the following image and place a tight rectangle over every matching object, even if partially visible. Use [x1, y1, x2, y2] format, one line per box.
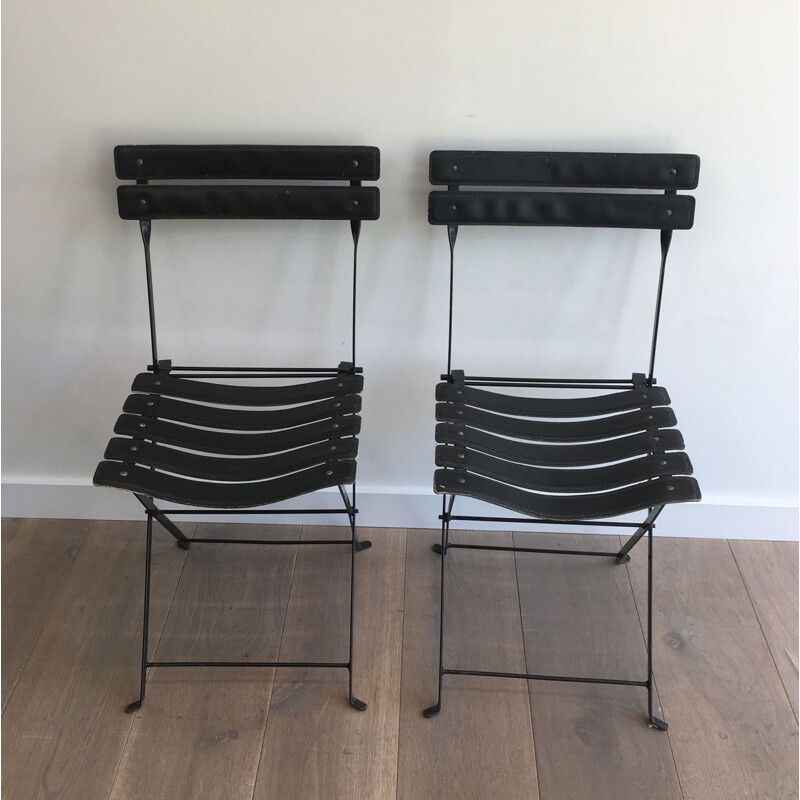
[425, 150, 702, 728]
[94, 145, 379, 712]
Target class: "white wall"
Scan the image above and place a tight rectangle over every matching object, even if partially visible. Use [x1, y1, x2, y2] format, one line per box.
[3, 0, 798, 538]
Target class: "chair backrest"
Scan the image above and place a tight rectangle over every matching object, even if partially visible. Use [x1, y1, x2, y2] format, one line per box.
[428, 150, 700, 381]
[115, 145, 380, 372]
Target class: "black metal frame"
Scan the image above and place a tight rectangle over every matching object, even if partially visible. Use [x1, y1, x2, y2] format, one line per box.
[424, 150, 702, 728]
[95, 145, 379, 713]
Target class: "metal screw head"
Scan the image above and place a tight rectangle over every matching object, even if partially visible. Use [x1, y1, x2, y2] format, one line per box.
[130, 445, 138, 451]
[666, 209, 673, 216]
[139, 423, 146, 428]
[456, 390, 463, 395]
[457, 477, 466, 484]
[325, 470, 333, 476]
[641, 393, 648, 399]
[457, 431, 464, 437]
[457, 453, 465, 459]
[451, 164, 458, 172]
[352, 160, 359, 167]
[120, 471, 128, 477]
[146, 401, 154, 406]
[139, 198, 147, 205]
[332, 423, 339, 429]
[334, 402, 341, 408]
[136, 158, 143, 166]
[652, 436, 660, 442]
[353, 200, 359, 206]
[456, 409, 464, 415]
[450, 205, 457, 211]
[154, 380, 161, 386]
[659, 460, 667, 465]
[670, 168, 677, 175]
[330, 445, 337, 451]
[666, 485, 675, 491]
[337, 382, 343, 387]
[647, 415, 653, 420]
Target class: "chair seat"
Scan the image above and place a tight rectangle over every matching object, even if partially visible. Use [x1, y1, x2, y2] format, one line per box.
[433, 376, 701, 521]
[94, 372, 362, 508]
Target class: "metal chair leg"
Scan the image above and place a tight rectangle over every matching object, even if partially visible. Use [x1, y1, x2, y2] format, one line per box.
[343, 484, 368, 711]
[646, 525, 668, 730]
[424, 498, 450, 718]
[126, 513, 153, 712]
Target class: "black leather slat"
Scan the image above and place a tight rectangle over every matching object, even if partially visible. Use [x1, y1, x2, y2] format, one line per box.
[118, 185, 380, 221]
[429, 191, 694, 229]
[433, 471, 701, 521]
[436, 383, 670, 416]
[435, 425, 685, 466]
[435, 447, 693, 492]
[114, 414, 359, 455]
[123, 393, 361, 431]
[104, 437, 356, 481]
[93, 460, 356, 509]
[131, 373, 363, 406]
[115, 145, 380, 181]
[430, 151, 700, 190]
[436, 405, 676, 442]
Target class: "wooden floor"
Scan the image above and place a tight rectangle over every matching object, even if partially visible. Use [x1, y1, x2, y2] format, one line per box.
[2, 519, 797, 800]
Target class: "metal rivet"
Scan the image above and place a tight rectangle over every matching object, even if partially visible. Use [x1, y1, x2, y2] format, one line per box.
[130, 445, 138, 451]
[353, 200, 359, 206]
[457, 477, 466, 484]
[659, 460, 667, 466]
[670, 168, 677, 175]
[457, 431, 464, 436]
[456, 390, 463, 395]
[352, 160, 359, 167]
[456, 410, 463, 415]
[450, 205, 457, 211]
[332, 423, 339, 429]
[334, 402, 341, 408]
[136, 158, 143, 166]
[451, 164, 458, 172]
[139, 198, 147, 205]
[325, 470, 333, 476]
[647, 415, 653, 420]
[330, 446, 337, 451]
[120, 471, 128, 476]
[641, 393, 648, 399]
[666, 209, 673, 216]
[139, 423, 146, 428]
[146, 401, 154, 406]
[666, 485, 675, 491]
[652, 436, 660, 442]
[337, 382, 343, 387]
[457, 453, 465, 459]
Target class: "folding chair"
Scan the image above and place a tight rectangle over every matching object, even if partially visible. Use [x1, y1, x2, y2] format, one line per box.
[94, 145, 379, 712]
[425, 150, 702, 728]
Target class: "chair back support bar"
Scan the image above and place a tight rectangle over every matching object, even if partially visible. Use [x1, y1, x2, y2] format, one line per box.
[115, 145, 380, 181]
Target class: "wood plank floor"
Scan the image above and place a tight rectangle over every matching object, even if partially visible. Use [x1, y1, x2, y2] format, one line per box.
[2, 519, 797, 800]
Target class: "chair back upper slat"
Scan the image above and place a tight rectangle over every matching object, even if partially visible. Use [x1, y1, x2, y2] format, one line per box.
[115, 145, 379, 181]
[430, 151, 699, 189]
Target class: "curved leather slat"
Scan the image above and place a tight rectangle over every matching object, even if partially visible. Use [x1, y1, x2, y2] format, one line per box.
[436, 404, 677, 442]
[433, 470, 701, 521]
[429, 151, 700, 190]
[131, 372, 363, 406]
[94, 460, 356, 509]
[118, 185, 380, 221]
[435, 447, 693, 493]
[114, 414, 360, 455]
[123, 393, 361, 431]
[435, 425, 685, 466]
[104, 437, 357, 482]
[115, 145, 380, 182]
[436, 383, 670, 417]
[429, 191, 695, 230]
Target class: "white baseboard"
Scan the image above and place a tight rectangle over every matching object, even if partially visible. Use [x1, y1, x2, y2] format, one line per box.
[1, 481, 797, 541]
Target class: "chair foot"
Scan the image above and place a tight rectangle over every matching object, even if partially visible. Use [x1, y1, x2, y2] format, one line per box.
[432, 543, 447, 555]
[177, 540, 191, 551]
[349, 696, 368, 711]
[616, 553, 631, 565]
[355, 539, 372, 552]
[649, 716, 668, 731]
[423, 703, 441, 718]
[125, 700, 142, 713]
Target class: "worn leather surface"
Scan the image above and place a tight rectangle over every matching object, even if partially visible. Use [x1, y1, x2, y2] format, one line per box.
[115, 145, 380, 181]
[430, 151, 699, 189]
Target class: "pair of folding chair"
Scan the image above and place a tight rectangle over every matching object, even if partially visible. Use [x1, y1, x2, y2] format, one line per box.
[94, 145, 700, 728]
